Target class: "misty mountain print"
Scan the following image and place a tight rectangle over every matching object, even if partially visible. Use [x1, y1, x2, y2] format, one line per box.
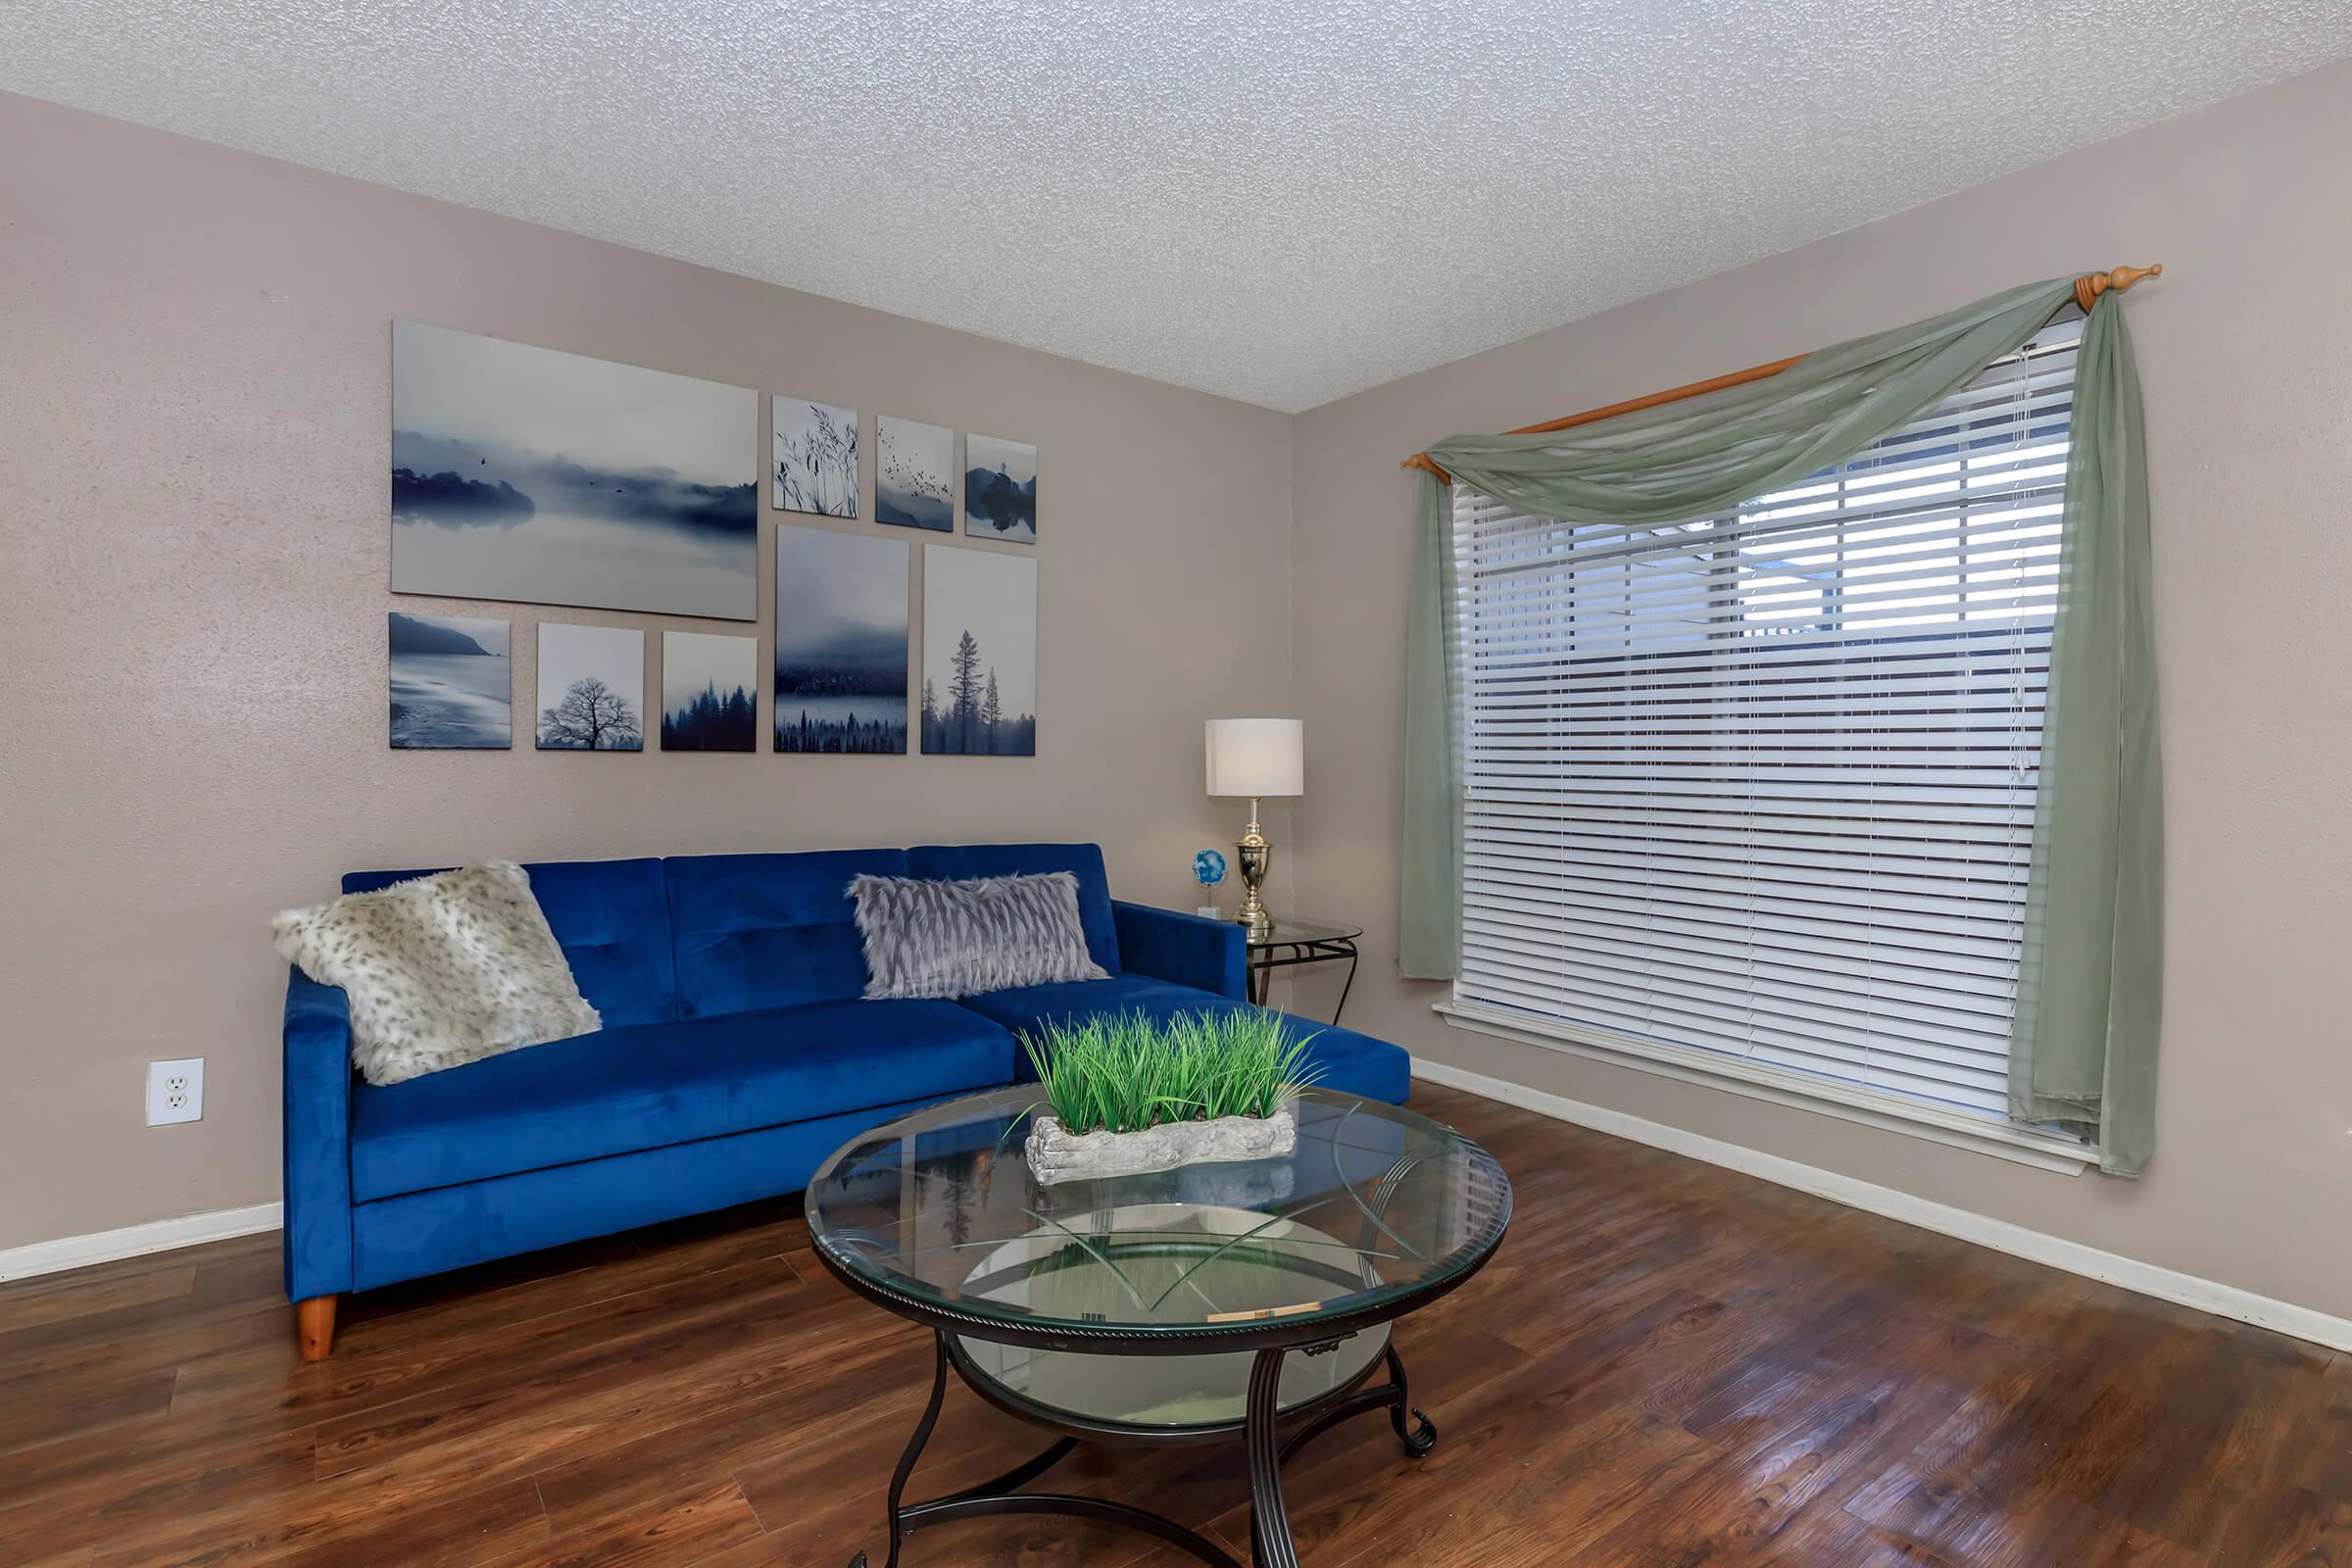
[963, 433, 1037, 544]
[773, 526, 910, 754]
[390, 321, 760, 620]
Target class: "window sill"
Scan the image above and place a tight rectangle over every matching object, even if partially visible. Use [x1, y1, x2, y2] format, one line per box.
[1433, 1000, 2095, 1175]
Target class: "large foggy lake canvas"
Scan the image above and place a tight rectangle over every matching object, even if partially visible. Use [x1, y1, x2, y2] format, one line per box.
[774, 525, 908, 754]
[772, 396, 858, 518]
[662, 631, 758, 752]
[922, 546, 1036, 757]
[389, 612, 510, 749]
[875, 416, 953, 532]
[537, 623, 645, 751]
[964, 433, 1037, 545]
[391, 321, 760, 620]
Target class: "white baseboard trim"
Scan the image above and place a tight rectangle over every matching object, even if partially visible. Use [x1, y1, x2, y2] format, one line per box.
[1412, 1056, 2352, 1354]
[0, 1202, 282, 1284]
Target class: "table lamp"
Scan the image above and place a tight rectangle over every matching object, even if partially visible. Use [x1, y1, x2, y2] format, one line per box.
[1204, 718, 1303, 942]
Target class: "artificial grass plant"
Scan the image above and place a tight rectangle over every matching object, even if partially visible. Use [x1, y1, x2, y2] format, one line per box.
[1019, 1009, 1318, 1137]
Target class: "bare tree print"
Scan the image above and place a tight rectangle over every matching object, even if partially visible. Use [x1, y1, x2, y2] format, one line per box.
[539, 676, 642, 750]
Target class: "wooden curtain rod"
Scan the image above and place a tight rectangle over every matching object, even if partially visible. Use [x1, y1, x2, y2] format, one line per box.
[1401, 265, 2163, 485]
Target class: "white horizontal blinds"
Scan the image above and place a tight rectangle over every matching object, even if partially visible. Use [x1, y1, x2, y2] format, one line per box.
[1455, 316, 2082, 1117]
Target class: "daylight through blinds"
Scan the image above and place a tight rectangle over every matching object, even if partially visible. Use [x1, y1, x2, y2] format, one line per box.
[1453, 315, 2082, 1117]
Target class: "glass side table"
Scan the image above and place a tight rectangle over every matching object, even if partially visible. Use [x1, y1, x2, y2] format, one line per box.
[1247, 919, 1364, 1023]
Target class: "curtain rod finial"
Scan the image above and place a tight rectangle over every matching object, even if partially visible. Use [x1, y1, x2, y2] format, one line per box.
[2076, 263, 2164, 313]
[1401, 452, 1453, 485]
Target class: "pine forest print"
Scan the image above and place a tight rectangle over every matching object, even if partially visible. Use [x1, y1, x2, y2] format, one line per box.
[772, 397, 858, 518]
[921, 545, 1036, 757]
[774, 525, 909, 754]
[661, 630, 758, 752]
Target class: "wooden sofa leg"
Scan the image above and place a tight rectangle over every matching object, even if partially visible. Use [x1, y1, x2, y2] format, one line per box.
[297, 1295, 340, 1361]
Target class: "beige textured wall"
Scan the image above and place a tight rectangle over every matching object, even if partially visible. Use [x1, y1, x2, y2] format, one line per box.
[1287, 60, 2352, 1319]
[0, 91, 1297, 1251]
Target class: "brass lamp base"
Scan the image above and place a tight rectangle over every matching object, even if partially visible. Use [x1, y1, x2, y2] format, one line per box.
[1236, 799, 1273, 941]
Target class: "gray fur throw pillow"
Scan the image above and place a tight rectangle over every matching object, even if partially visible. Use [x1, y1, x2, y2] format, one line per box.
[850, 871, 1110, 1001]
[271, 861, 601, 1087]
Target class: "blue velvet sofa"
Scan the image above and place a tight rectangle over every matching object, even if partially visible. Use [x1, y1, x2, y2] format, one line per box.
[281, 842, 1410, 1356]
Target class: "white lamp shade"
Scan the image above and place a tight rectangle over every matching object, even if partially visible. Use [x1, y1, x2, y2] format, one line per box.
[1205, 718, 1304, 798]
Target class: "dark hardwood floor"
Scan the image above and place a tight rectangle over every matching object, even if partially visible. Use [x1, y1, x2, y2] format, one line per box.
[3, 1083, 2344, 1567]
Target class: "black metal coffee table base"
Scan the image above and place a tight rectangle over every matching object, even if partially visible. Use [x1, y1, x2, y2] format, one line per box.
[850, 1330, 1438, 1568]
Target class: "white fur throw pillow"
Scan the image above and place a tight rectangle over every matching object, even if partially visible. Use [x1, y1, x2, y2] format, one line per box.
[850, 871, 1110, 1001]
[272, 861, 601, 1086]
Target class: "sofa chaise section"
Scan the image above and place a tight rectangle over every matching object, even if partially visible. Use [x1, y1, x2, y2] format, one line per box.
[915, 845, 1407, 1103]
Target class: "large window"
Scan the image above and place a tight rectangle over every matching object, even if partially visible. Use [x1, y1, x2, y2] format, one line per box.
[1452, 314, 2082, 1121]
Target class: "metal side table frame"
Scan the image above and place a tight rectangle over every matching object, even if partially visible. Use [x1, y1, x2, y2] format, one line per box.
[1245, 920, 1364, 1025]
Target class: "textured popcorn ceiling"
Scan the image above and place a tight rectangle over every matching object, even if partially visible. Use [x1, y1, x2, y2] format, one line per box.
[5, 3, 2348, 411]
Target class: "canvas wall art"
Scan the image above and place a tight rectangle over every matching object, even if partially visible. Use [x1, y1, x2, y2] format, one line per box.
[391, 320, 760, 620]
[964, 433, 1037, 545]
[922, 545, 1036, 757]
[774, 525, 909, 754]
[536, 622, 645, 751]
[772, 396, 858, 518]
[875, 416, 954, 532]
[661, 631, 759, 753]
[389, 612, 510, 750]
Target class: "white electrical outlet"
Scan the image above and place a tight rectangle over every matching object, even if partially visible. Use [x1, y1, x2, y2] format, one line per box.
[146, 1057, 204, 1126]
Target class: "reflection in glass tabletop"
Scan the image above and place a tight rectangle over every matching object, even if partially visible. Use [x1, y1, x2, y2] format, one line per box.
[806, 1086, 1512, 1348]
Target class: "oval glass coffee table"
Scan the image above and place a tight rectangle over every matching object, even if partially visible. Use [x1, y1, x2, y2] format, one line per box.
[807, 1085, 1513, 1568]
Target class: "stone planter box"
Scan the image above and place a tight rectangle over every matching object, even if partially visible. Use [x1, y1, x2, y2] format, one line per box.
[1026, 1103, 1297, 1186]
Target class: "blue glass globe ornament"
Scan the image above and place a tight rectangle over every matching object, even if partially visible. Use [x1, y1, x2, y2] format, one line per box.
[1193, 849, 1228, 888]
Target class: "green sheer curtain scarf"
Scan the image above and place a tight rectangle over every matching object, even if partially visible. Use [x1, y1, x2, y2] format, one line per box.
[1397, 474, 1462, 979]
[1396, 278, 2162, 1172]
[2009, 296, 2163, 1175]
